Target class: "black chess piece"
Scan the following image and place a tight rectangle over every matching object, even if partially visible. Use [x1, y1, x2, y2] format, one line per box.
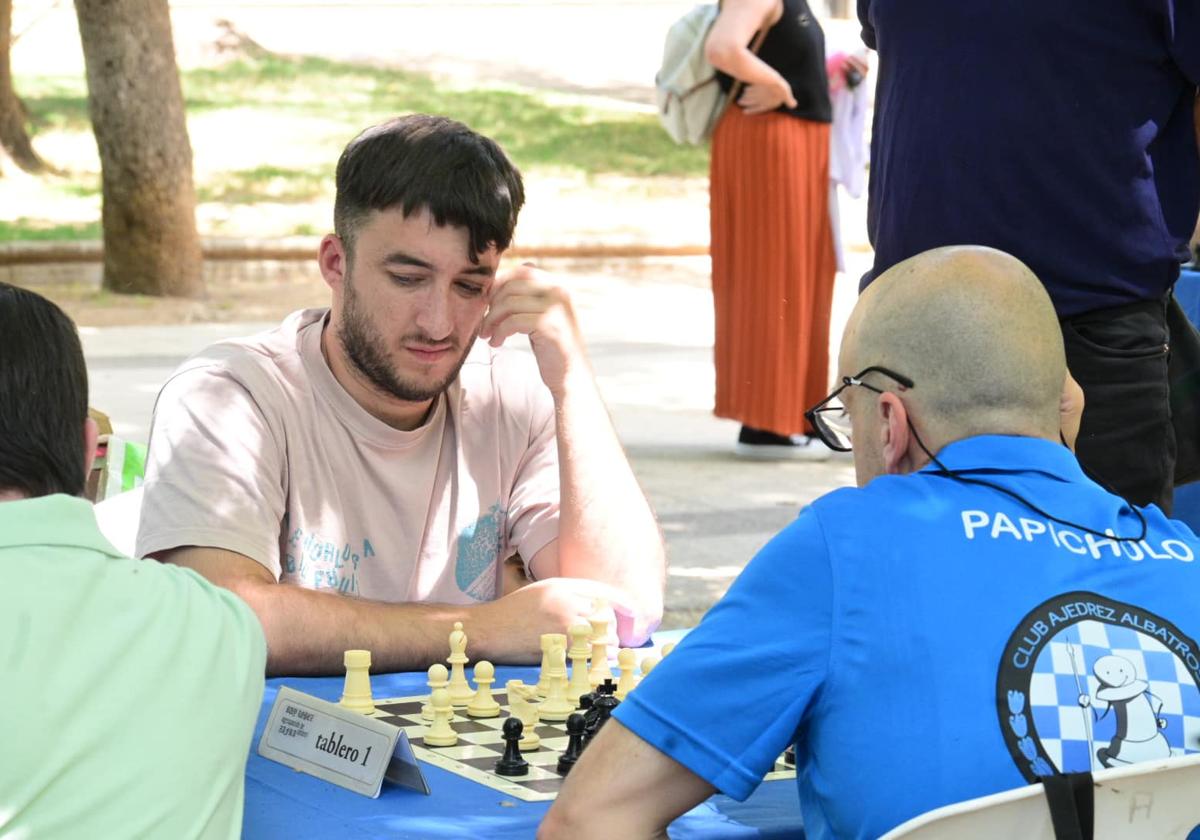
[557, 713, 586, 775]
[495, 717, 530, 776]
[585, 679, 621, 745]
[784, 744, 796, 767]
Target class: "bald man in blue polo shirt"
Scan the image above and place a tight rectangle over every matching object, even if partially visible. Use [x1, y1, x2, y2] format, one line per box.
[857, 0, 1200, 514]
[540, 247, 1200, 840]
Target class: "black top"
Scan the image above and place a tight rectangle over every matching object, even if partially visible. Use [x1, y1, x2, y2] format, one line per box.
[717, 0, 831, 123]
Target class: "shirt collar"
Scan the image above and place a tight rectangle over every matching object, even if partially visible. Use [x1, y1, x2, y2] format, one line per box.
[920, 434, 1087, 484]
[0, 494, 125, 557]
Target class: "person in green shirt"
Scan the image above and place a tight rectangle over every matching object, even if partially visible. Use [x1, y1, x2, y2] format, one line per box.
[0, 283, 267, 840]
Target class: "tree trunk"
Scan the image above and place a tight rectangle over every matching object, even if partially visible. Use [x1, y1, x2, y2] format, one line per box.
[0, 0, 50, 174]
[74, 0, 203, 297]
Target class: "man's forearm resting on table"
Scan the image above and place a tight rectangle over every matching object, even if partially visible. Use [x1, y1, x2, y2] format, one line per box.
[546, 369, 666, 636]
[538, 720, 715, 840]
[159, 546, 593, 676]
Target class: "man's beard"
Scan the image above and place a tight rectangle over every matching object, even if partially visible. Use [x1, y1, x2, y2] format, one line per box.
[337, 273, 476, 403]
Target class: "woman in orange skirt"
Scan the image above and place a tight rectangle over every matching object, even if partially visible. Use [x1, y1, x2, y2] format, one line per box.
[706, 0, 836, 459]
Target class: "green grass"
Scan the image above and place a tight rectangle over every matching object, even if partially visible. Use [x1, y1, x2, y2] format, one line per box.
[183, 53, 707, 177]
[0, 218, 101, 242]
[196, 164, 333, 204]
[7, 50, 708, 242]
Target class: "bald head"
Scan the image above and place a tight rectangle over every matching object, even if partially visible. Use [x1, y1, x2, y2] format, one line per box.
[842, 247, 1065, 442]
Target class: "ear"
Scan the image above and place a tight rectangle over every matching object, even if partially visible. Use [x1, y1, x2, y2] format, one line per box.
[1060, 370, 1084, 451]
[877, 392, 912, 475]
[318, 234, 348, 293]
[82, 415, 100, 480]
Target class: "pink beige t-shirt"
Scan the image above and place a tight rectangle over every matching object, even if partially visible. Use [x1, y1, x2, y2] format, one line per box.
[136, 308, 560, 604]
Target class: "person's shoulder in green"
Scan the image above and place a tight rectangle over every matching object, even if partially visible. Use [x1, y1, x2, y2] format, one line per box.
[0, 283, 266, 840]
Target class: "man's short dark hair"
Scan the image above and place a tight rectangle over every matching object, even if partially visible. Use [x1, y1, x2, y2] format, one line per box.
[333, 114, 525, 262]
[0, 283, 89, 498]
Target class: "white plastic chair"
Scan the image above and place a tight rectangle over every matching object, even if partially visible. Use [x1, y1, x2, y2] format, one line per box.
[880, 753, 1200, 840]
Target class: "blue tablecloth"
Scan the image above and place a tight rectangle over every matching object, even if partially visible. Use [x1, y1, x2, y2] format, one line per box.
[242, 641, 805, 839]
[1174, 269, 1200, 530]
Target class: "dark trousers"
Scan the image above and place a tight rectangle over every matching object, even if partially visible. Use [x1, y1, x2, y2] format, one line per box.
[1061, 294, 1200, 514]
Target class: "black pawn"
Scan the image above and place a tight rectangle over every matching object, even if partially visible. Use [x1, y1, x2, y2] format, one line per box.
[784, 745, 796, 767]
[557, 713, 586, 775]
[495, 717, 529, 776]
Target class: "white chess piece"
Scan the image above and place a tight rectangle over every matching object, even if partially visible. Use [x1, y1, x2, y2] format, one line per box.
[539, 645, 575, 721]
[566, 623, 592, 704]
[661, 642, 676, 658]
[421, 663, 450, 721]
[587, 613, 613, 687]
[423, 687, 458, 747]
[615, 648, 638, 700]
[447, 621, 474, 707]
[339, 649, 375, 714]
[536, 633, 566, 697]
[467, 661, 501, 718]
[640, 655, 660, 680]
[506, 679, 541, 751]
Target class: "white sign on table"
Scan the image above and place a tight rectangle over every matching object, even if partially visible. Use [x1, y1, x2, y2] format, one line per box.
[257, 686, 429, 798]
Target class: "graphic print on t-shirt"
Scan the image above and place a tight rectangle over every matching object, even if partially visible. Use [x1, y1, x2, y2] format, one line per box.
[455, 503, 507, 601]
[284, 525, 375, 595]
[997, 592, 1200, 780]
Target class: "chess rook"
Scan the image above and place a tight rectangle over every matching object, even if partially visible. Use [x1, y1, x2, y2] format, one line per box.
[339, 649, 375, 714]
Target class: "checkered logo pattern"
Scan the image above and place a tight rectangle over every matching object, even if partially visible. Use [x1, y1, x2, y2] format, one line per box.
[1027, 619, 1200, 773]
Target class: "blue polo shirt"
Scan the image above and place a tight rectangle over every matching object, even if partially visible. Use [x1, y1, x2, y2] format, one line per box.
[615, 435, 1200, 839]
[857, 0, 1200, 316]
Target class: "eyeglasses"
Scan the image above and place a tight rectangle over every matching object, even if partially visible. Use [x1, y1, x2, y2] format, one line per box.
[806, 364, 1148, 543]
[804, 366, 915, 452]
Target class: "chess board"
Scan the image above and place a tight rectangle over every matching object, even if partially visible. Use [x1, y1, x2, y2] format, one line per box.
[369, 690, 797, 802]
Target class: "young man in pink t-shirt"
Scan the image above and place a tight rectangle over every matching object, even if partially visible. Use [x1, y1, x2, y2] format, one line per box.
[136, 115, 666, 676]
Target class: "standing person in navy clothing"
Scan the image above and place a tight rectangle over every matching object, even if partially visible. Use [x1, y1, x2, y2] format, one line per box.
[857, 0, 1200, 513]
[539, 247, 1200, 840]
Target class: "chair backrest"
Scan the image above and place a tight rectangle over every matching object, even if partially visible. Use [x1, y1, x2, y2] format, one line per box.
[879, 754, 1200, 840]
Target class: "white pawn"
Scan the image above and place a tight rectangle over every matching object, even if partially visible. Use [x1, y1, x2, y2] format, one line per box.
[506, 680, 541, 751]
[423, 687, 458, 747]
[615, 648, 638, 700]
[467, 661, 501, 718]
[661, 642, 676, 658]
[447, 621, 474, 708]
[421, 663, 450, 721]
[339, 649, 375, 714]
[566, 623, 592, 704]
[536, 633, 566, 697]
[539, 645, 575, 721]
[640, 655, 660, 680]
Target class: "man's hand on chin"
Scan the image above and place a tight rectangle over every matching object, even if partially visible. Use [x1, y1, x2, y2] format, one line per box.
[479, 263, 591, 398]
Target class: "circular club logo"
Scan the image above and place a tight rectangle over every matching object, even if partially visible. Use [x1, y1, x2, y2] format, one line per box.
[997, 592, 1200, 781]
